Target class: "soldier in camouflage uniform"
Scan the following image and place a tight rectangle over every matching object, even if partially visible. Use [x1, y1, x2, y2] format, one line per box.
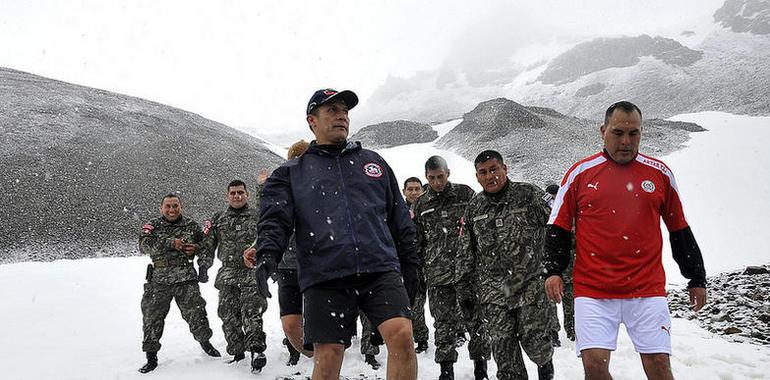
[544, 184, 575, 342]
[412, 156, 490, 380]
[138, 193, 220, 374]
[201, 179, 269, 372]
[459, 150, 554, 380]
[402, 176, 430, 353]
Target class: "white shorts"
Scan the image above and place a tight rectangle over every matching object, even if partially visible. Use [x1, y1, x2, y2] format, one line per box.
[574, 296, 672, 357]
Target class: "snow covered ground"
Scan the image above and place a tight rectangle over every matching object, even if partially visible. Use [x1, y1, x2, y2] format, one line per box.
[2, 112, 770, 379]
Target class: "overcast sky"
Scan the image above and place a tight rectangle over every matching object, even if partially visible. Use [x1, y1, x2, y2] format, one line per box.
[1, 0, 724, 139]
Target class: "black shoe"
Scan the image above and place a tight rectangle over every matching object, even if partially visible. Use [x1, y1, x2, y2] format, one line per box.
[454, 333, 467, 348]
[228, 352, 245, 363]
[364, 354, 381, 370]
[538, 360, 554, 380]
[415, 340, 429, 353]
[200, 341, 221, 357]
[439, 361, 454, 380]
[284, 338, 300, 366]
[551, 334, 561, 347]
[473, 360, 488, 380]
[251, 352, 267, 373]
[138, 352, 158, 374]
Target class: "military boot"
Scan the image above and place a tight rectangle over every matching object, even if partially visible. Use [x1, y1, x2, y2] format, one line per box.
[138, 351, 158, 374]
[284, 338, 300, 366]
[228, 352, 245, 363]
[200, 341, 221, 357]
[415, 340, 429, 353]
[538, 360, 554, 380]
[364, 354, 381, 370]
[439, 361, 454, 380]
[473, 360, 488, 380]
[251, 351, 267, 373]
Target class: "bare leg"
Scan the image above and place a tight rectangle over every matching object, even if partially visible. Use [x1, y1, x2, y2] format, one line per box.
[640, 353, 674, 380]
[581, 348, 613, 380]
[378, 316, 417, 380]
[281, 314, 314, 357]
[311, 343, 345, 380]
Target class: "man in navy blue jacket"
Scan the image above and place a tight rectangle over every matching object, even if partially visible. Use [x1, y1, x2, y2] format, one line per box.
[245, 88, 420, 380]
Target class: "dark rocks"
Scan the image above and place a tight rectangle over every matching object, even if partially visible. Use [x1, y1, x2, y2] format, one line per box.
[0, 67, 284, 263]
[669, 264, 770, 346]
[745, 265, 770, 275]
[350, 120, 437, 149]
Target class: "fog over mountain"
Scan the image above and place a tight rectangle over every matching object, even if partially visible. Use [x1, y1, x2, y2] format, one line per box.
[358, 0, 770, 124]
[0, 68, 283, 263]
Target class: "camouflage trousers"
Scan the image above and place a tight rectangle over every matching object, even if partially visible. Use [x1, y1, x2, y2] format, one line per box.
[428, 284, 490, 363]
[412, 290, 429, 344]
[562, 281, 575, 336]
[217, 284, 268, 355]
[359, 312, 380, 355]
[483, 280, 554, 380]
[141, 280, 213, 352]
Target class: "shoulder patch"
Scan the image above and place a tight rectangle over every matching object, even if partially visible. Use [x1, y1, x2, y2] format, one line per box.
[142, 223, 154, 235]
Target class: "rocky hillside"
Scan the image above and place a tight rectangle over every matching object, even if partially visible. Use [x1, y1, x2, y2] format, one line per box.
[350, 120, 437, 149]
[669, 265, 770, 346]
[715, 0, 770, 34]
[537, 35, 703, 85]
[434, 98, 704, 185]
[0, 68, 283, 263]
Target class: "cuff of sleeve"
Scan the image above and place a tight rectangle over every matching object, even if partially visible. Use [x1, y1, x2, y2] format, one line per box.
[687, 278, 706, 289]
[545, 270, 563, 279]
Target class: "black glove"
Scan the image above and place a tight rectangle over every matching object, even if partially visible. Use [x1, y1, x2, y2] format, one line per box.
[401, 262, 419, 306]
[369, 329, 384, 347]
[255, 252, 277, 298]
[198, 267, 209, 283]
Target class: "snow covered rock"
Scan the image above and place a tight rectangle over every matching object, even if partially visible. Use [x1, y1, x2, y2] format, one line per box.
[669, 264, 770, 345]
[350, 120, 437, 149]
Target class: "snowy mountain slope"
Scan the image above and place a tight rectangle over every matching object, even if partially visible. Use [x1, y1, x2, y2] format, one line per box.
[0, 68, 284, 263]
[357, 0, 770, 125]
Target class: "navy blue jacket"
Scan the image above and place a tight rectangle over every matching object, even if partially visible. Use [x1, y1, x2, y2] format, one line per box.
[257, 141, 419, 290]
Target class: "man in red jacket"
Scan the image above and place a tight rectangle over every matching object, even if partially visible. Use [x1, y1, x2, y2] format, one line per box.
[544, 101, 707, 380]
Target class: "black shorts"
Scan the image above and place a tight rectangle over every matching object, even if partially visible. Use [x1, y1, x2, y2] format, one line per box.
[302, 271, 412, 350]
[277, 269, 302, 317]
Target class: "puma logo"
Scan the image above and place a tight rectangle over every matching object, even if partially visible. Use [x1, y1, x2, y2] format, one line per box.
[661, 325, 671, 336]
[587, 182, 599, 191]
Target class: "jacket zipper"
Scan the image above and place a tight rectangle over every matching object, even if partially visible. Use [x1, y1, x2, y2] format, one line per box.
[335, 155, 361, 273]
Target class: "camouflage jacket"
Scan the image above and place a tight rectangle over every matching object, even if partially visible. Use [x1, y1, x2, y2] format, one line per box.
[139, 215, 205, 285]
[201, 204, 260, 288]
[412, 182, 475, 287]
[459, 180, 550, 307]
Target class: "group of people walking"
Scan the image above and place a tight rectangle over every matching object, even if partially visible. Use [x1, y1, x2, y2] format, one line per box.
[137, 88, 708, 380]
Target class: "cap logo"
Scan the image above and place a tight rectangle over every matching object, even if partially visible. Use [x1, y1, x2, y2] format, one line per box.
[641, 180, 655, 193]
[323, 90, 337, 96]
[363, 162, 383, 178]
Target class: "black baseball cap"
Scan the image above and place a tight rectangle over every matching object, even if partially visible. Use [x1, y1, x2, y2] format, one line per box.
[306, 88, 358, 115]
[545, 184, 559, 195]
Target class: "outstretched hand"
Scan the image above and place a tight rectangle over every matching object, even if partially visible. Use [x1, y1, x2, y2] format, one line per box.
[243, 247, 257, 268]
[257, 168, 269, 186]
[689, 287, 707, 312]
[544, 275, 564, 304]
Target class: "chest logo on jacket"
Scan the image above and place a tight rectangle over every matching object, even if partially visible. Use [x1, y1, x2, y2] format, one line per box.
[363, 162, 383, 178]
[641, 180, 656, 193]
